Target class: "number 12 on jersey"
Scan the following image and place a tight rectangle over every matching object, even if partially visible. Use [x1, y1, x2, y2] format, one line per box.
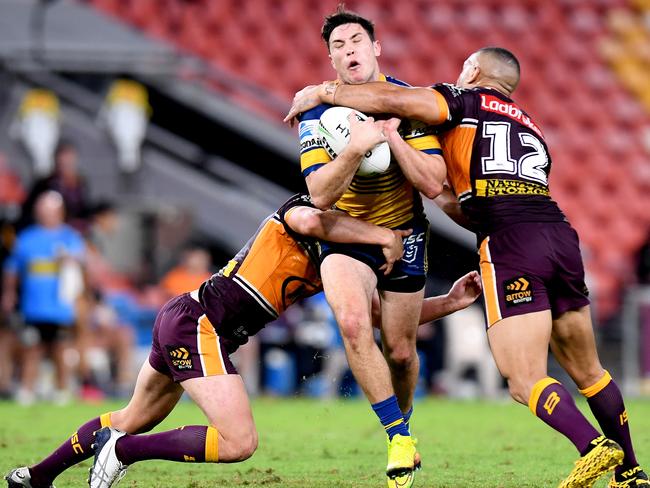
[481, 121, 549, 185]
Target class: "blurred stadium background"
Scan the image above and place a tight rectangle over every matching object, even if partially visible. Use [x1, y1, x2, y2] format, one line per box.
[1, 0, 650, 409]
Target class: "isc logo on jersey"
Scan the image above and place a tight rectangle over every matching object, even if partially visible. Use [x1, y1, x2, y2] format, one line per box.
[318, 106, 391, 176]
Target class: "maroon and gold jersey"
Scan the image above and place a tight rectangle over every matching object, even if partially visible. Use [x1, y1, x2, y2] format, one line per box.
[432, 84, 566, 242]
[199, 194, 322, 346]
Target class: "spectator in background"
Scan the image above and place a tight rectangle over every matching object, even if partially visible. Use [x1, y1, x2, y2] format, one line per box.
[80, 201, 137, 398]
[159, 245, 213, 298]
[18, 140, 90, 232]
[2, 191, 85, 405]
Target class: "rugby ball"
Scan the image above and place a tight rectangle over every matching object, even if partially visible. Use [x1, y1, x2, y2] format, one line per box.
[318, 106, 391, 176]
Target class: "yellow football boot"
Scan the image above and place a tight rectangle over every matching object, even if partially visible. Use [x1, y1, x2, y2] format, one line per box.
[609, 466, 650, 487]
[386, 435, 420, 488]
[558, 436, 624, 488]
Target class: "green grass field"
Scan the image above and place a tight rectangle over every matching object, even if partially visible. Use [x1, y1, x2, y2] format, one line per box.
[1, 397, 648, 487]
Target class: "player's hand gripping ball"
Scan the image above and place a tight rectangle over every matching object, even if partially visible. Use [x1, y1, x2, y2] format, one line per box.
[318, 106, 391, 176]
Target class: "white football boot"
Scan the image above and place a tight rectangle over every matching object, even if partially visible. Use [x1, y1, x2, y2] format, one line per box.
[5, 467, 55, 488]
[88, 427, 128, 488]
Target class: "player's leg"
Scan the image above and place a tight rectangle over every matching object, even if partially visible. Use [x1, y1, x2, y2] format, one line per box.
[379, 287, 425, 421]
[488, 310, 598, 444]
[321, 254, 415, 481]
[482, 224, 622, 487]
[89, 294, 257, 487]
[487, 310, 623, 488]
[93, 374, 255, 469]
[10, 295, 187, 487]
[552, 306, 648, 486]
[7, 360, 184, 488]
[322, 254, 397, 403]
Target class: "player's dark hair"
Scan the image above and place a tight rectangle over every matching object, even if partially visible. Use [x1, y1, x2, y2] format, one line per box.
[321, 4, 375, 48]
[478, 47, 520, 75]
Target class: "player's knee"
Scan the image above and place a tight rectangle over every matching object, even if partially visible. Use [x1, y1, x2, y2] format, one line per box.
[232, 429, 258, 461]
[385, 346, 417, 371]
[337, 311, 371, 345]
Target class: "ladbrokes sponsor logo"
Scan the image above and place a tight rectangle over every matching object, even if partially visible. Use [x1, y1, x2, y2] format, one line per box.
[480, 94, 543, 137]
[167, 346, 193, 370]
[504, 276, 533, 307]
[476, 179, 549, 197]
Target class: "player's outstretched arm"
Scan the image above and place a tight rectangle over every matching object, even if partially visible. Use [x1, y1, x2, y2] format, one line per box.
[285, 206, 410, 275]
[419, 271, 482, 323]
[371, 271, 482, 328]
[285, 81, 446, 126]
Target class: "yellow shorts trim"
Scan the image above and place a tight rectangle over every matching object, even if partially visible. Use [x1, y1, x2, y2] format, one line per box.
[479, 237, 502, 327]
[579, 370, 612, 398]
[100, 412, 113, 428]
[205, 426, 219, 462]
[528, 377, 560, 415]
[197, 314, 227, 376]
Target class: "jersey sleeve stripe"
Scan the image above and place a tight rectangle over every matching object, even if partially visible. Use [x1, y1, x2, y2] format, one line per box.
[302, 164, 325, 177]
[433, 89, 451, 121]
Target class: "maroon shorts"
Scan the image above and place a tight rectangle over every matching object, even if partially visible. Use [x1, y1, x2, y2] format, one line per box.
[478, 221, 590, 327]
[148, 294, 237, 382]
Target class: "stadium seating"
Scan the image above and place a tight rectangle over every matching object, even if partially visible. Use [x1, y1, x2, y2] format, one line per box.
[88, 0, 650, 320]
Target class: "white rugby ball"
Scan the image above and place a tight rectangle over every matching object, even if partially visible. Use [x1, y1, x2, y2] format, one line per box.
[318, 106, 391, 176]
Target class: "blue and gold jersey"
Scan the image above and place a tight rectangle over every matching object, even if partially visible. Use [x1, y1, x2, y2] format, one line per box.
[298, 74, 442, 228]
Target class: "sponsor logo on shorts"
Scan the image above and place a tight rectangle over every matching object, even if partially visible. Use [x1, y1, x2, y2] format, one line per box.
[475, 179, 549, 197]
[503, 276, 533, 307]
[402, 232, 425, 264]
[167, 346, 193, 370]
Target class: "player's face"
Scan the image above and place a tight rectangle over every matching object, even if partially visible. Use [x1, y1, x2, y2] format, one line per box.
[456, 53, 480, 88]
[328, 23, 381, 85]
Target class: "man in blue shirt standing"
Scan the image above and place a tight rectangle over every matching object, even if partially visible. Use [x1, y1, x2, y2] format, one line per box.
[2, 191, 85, 405]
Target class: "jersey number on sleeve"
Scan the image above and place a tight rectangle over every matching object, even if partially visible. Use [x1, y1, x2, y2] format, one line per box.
[481, 121, 549, 185]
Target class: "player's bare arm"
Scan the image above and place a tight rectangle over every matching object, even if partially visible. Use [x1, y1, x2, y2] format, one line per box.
[380, 117, 446, 199]
[285, 81, 447, 126]
[284, 205, 410, 275]
[419, 270, 482, 323]
[434, 184, 472, 230]
[306, 112, 387, 209]
[370, 270, 482, 328]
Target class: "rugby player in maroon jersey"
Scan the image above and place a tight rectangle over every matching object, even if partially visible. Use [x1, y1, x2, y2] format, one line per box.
[6, 194, 481, 488]
[286, 47, 648, 488]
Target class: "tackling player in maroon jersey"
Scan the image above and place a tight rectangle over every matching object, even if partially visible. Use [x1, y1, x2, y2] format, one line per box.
[5, 194, 482, 488]
[286, 47, 648, 488]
